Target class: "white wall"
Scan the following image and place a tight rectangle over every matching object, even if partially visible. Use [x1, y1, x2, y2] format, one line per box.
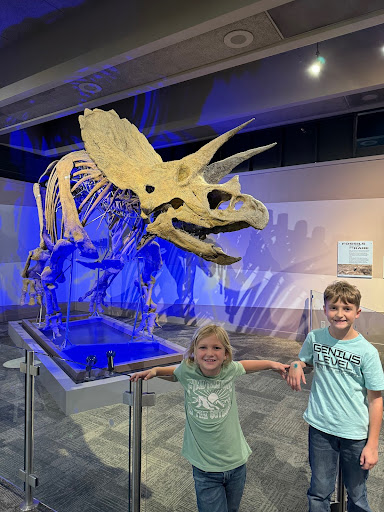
[2, 154, 384, 339]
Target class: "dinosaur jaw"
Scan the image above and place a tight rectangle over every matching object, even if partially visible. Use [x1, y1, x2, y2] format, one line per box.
[146, 210, 242, 265]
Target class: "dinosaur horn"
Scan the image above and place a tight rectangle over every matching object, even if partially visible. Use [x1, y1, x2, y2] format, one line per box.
[180, 119, 255, 173]
[203, 143, 277, 183]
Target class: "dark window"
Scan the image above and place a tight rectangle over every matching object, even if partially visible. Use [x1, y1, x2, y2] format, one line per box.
[317, 115, 354, 161]
[250, 127, 282, 170]
[355, 109, 384, 157]
[282, 122, 317, 166]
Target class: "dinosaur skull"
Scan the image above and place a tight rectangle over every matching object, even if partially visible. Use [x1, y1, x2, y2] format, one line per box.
[79, 109, 274, 265]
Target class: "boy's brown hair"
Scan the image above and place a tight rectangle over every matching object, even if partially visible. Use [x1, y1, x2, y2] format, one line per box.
[323, 280, 361, 308]
[185, 324, 233, 366]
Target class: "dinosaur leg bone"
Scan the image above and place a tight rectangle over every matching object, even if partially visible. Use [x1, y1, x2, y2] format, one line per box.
[55, 156, 98, 258]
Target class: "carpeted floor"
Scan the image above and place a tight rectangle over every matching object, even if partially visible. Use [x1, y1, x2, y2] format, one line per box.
[0, 476, 56, 512]
[1, 321, 384, 512]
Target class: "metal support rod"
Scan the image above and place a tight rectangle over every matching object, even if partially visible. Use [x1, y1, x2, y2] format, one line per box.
[64, 251, 75, 343]
[123, 381, 156, 512]
[19, 351, 40, 511]
[128, 381, 132, 512]
[309, 290, 313, 332]
[336, 460, 346, 512]
[331, 459, 346, 512]
[131, 257, 143, 340]
[131, 379, 143, 512]
[90, 265, 102, 318]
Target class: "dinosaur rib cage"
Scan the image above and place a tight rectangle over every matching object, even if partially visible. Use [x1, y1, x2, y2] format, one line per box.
[44, 153, 141, 244]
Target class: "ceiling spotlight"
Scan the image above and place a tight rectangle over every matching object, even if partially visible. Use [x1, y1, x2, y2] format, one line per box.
[78, 82, 102, 94]
[362, 93, 379, 102]
[308, 43, 325, 77]
[223, 30, 254, 49]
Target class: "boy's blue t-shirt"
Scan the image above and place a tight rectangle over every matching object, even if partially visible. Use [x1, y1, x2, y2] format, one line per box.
[174, 360, 251, 472]
[300, 328, 384, 439]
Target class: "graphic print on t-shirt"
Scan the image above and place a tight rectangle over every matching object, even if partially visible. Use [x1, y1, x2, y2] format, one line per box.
[314, 343, 361, 373]
[186, 378, 232, 420]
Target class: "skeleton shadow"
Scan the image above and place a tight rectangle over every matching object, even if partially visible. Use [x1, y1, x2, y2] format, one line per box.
[155, 240, 213, 323]
[223, 210, 329, 336]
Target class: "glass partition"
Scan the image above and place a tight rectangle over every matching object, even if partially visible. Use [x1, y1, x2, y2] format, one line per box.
[2, 311, 383, 512]
[310, 289, 326, 331]
[0, 344, 26, 486]
[141, 380, 194, 512]
[31, 351, 131, 512]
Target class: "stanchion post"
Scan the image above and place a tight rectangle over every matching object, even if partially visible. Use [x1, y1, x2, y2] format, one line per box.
[309, 290, 313, 332]
[331, 459, 346, 512]
[132, 379, 142, 510]
[19, 350, 40, 511]
[123, 380, 156, 512]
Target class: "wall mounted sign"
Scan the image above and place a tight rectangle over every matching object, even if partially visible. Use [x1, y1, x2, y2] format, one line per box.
[337, 241, 373, 279]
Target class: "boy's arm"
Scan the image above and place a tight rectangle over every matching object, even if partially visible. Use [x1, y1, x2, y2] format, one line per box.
[130, 365, 177, 382]
[360, 390, 383, 470]
[286, 360, 308, 391]
[240, 360, 290, 377]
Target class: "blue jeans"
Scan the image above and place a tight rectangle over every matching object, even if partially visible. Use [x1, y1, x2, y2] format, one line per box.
[192, 464, 246, 512]
[308, 426, 371, 512]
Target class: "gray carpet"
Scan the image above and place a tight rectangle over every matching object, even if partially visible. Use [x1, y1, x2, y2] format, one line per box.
[0, 476, 56, 512]
[1, 322, 384, 512]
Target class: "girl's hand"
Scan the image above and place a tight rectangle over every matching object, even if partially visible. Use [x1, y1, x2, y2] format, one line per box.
[130, 368, 157, 381]
[286, 362, 306, 391]
[272, 362, 290, 378]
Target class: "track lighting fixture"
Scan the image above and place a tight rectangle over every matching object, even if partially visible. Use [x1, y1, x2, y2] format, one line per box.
[308, 43, 325, 77]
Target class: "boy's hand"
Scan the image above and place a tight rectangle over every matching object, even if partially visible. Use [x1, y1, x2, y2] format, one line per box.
[286, 361, 306, 391]
[130, 368, 157, 381]
[360, 444, 379, 470]
[271, 362, 291, 378]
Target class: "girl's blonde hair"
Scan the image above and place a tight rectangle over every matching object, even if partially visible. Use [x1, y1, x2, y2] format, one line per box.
[185, 324, 233, 366]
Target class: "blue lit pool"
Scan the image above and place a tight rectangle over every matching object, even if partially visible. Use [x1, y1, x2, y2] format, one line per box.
[21, 315, 184, 383]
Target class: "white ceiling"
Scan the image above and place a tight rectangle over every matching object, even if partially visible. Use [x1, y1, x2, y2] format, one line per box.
[1, 0, 384, 155]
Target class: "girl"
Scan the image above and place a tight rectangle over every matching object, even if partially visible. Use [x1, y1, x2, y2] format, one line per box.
[130, 324, 289, 512]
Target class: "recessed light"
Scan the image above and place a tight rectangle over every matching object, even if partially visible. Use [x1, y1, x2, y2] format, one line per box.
[361, 93, 378, 102]
[78, 83, 102, 94]
[223, 30, 254, 49]
[360, 140, 378, 146]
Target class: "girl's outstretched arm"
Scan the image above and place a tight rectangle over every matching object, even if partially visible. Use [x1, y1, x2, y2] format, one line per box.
[240, 360, 290, 377]
[130, 365, 177, 381]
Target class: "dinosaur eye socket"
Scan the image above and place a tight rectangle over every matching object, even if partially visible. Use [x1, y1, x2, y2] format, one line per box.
[207, 190, 232, 209]
[146, 185, 155, 193]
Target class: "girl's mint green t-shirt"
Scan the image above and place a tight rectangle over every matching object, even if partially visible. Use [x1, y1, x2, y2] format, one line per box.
[300, 328, 384, 439]
[174, 360, 251, 472]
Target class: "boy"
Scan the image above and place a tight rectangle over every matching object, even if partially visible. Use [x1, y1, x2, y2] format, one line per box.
[286, 281, 384, 512]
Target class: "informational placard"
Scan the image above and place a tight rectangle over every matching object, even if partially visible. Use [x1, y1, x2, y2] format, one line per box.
[337, 241, 373, 278]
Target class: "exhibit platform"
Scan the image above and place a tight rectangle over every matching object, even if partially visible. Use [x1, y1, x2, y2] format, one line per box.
[8, 316, 183, 415]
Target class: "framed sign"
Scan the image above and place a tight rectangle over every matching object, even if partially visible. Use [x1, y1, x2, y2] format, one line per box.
[337, 241, 373, 278]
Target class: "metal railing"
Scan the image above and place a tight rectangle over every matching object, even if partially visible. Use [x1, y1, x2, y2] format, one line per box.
[12, 350, 156, 511]
[19, 350, 40, 511]
[123, 379, 156, 512]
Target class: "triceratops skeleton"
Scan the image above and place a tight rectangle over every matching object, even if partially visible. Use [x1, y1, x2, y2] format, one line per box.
[22, 108, 274, 336]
